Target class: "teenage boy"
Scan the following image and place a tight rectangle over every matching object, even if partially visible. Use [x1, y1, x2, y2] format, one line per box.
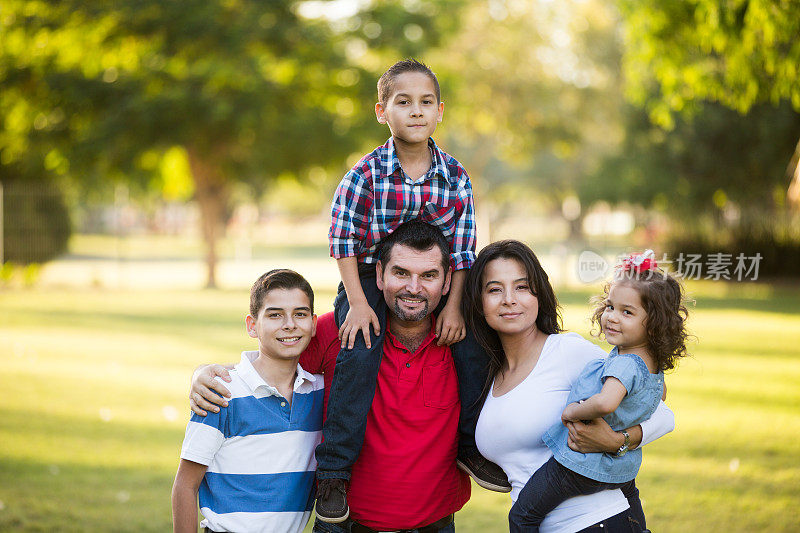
[319, 58, 510, 522]
[171, 269, 324, 533]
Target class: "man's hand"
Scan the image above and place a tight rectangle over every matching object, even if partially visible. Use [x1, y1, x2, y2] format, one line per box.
[435, 299, 466, 346]
[189, 364, 233, 417]
[339, 300, 380, 350]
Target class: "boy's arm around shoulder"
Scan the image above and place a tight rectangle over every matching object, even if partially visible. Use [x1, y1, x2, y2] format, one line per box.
[171, 459, 207, 533]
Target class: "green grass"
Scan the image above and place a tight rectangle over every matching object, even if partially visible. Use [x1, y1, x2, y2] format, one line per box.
[1, 282, 799, 532]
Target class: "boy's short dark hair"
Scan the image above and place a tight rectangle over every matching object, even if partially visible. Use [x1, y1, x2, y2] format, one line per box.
[377, 58, 441, 106]
[250, 269, 314, 317]
[378, 219, 451, 273]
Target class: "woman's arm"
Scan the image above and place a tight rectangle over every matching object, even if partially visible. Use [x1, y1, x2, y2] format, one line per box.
[566, 400, 675, 453]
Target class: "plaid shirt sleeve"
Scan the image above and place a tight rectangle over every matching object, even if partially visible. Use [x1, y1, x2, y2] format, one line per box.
[450, 166, 477, 271]
[329, 164, 374, 259]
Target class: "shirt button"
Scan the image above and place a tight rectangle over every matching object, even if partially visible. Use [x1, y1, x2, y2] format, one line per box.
[280, 401, 286, 407]
[406, 362, 411, 368]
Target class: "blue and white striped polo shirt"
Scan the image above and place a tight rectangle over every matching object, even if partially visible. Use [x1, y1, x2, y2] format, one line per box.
[180, 351, 324, 533]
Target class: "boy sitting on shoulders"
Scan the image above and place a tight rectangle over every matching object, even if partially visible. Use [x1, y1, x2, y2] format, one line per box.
[171, 269, 324, 533]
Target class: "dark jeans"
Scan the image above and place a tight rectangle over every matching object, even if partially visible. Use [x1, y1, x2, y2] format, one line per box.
[509, 456, 647, 533]
[312, 518, 456, 533]
[315, 263, 490, 479]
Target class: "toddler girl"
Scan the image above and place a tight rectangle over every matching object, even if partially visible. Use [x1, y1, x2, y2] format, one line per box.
[510, 250, 689, 532]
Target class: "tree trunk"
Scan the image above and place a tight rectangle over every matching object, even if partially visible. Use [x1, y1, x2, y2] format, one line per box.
[186, 147, 229, 289]
[787, 135, 800, 212]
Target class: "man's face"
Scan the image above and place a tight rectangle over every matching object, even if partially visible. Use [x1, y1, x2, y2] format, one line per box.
[246, 288, 317, 361]
[376, 244, 451, 324]
[375, 71, 444, 146]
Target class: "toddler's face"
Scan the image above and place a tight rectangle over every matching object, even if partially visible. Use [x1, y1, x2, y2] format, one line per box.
[600, 282, 648, 352]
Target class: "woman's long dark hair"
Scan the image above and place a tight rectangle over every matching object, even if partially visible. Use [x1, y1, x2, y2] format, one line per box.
[462, 240, 563, 382]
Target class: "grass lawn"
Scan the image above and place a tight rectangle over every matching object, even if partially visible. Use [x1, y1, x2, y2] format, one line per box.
[1, 281, 799, 532]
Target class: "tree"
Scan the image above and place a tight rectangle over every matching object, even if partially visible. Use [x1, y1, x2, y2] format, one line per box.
[0, 1, 453, 286]
[429, 0, 627, 241]
[617, 0, 800, 209]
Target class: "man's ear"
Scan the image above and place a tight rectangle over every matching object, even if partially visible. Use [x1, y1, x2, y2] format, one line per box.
[245, 314, 258, 338]
[311, 314, 318, 338]
[442, 266, 452, 296]
[375, 261, 385, 290]
[375, 102, 387, 124]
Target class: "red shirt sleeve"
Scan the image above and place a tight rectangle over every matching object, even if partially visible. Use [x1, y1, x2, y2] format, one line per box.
[300, 311, 339, 376]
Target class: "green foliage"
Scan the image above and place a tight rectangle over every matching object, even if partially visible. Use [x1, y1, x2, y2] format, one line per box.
[1, 175, 70, 264]
[582, 102, 800, 214]
[619, 0, 800, 128]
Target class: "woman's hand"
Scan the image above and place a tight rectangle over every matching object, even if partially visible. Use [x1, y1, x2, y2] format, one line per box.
[435, 299, 466, 346]
[189, 364, 233, 416]
[561, 402, 582, 424]
[566, 418, 634, 454]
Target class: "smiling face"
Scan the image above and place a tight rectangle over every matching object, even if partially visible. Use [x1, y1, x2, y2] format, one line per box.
[375, 71, 444, 146]
[246, 288, 317, 362]
[376, 243, 451, 325]
[480, 257, 540, 337]
[600, 282, 648, 353]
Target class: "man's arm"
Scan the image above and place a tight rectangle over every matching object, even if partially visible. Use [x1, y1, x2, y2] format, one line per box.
[189, 364, 234, 417]
[171, 459, 207, 533]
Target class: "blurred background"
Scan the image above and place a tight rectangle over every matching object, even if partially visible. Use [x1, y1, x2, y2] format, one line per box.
[1, 0, 799, 531]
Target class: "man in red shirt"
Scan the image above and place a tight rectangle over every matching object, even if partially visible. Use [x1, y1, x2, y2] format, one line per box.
[190, 220, 470, 532]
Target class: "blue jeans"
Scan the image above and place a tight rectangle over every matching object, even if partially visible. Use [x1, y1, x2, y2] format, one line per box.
[312, 518, 456, 533]
[509, 457, 647, 532]
[315, 263, 490, 479]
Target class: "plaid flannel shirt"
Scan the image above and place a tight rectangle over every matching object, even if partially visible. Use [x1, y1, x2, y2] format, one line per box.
[329, 137, 476, 270]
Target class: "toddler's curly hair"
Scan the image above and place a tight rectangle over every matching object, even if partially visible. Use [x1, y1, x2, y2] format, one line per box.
[591, 270, 690, 372]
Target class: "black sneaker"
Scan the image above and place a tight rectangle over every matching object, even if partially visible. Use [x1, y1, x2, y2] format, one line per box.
[315, 478, 349, 523]
[456, 449, 512, 493]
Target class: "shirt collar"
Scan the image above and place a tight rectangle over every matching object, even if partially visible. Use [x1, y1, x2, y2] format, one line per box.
[384, 315, 438, 354]
[238, 350, 317, 397]
[384, 137, 450, 183]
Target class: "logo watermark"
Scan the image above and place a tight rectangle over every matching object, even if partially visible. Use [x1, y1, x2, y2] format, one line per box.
[576, 251, 763, 283]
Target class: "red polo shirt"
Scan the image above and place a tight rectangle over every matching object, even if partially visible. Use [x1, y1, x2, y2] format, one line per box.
[301, 311, 471, 530]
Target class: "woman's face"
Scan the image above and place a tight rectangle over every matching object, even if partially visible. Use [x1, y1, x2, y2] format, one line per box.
[481, 257, 539, 336]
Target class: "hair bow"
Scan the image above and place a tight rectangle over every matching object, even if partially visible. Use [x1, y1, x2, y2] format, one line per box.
[620, 249, 658, 273]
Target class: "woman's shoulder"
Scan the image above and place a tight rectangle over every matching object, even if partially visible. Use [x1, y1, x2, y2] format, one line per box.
[549, 332, 606, 355]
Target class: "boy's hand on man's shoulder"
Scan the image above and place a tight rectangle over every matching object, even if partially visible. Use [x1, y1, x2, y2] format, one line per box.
[339, 301, 381, 350]
[435, 301, 466, 346]
[189, 364, 233, 417]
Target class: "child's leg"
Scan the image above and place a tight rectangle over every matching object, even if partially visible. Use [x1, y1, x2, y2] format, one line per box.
[449, 329, 510, 492]
[315, 266, 386, 478]
[450, 329, 490, 454]
[509, 457, 608, 533]
[620, 479, 648, 531]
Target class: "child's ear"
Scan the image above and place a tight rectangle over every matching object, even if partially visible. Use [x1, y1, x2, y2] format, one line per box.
[437, 101, 444, 123]
[375, 102, 387, 124]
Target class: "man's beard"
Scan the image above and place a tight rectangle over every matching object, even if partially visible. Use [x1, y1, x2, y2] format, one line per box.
[393, 294, 430, 322]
